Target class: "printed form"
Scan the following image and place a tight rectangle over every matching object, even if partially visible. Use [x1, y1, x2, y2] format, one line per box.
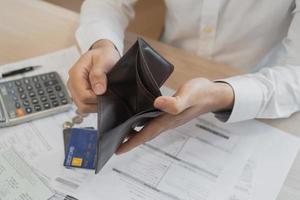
[75, 113, 289, 200]
[0, 148, 53, 200]
[0, 47, 299, 200]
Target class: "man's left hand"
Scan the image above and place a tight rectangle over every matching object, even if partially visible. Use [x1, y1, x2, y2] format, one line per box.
[116, 78, 234, 154]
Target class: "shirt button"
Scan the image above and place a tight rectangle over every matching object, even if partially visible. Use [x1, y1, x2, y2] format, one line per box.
[203, 26, 214, 33]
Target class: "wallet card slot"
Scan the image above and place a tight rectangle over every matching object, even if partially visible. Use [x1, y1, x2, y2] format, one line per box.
[138, 38, 174, 87]
[95, 109, 162, 173]
[135, 71, 156, 101]
[137, 51, 162, 97]
[135, 59, 156, 113]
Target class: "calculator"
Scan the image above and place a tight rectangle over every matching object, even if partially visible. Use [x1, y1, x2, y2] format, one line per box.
[0, 72, 72, 127]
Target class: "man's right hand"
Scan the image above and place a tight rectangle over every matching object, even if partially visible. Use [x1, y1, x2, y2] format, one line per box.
[67, 40, 120, 113]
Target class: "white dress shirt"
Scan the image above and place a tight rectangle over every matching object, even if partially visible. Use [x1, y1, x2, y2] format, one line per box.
[76, 0, 300, 122]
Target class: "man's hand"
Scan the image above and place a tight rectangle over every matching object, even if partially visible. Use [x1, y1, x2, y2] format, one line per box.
[67, 40, 120, 113]
[116, 78, 234, 154]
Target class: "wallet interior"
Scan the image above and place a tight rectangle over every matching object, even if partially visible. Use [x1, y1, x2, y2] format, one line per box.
[95, 38, 174, 173]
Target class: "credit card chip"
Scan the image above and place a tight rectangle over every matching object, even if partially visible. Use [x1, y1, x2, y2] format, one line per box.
[71, 157, 83, 167]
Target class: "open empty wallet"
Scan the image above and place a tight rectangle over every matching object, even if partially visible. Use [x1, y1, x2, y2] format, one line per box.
[95, 38, 174, 173]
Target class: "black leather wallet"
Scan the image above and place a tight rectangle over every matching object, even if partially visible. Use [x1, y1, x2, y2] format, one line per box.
[95, 38, 174, 173]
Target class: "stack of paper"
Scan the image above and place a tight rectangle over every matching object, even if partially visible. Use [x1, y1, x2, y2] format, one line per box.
[0, 47, 299, 200]
[0, 148, 54, 200]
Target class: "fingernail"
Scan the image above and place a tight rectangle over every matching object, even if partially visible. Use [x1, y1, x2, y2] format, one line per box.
[93, 83, 103, 95]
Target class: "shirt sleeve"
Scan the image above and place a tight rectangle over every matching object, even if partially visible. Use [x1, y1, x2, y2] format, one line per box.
[75, 0, 137, 54]
[216, 1, 300, 123]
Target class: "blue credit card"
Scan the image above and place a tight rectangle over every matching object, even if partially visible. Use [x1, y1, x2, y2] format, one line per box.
[63, 128, 97, 169]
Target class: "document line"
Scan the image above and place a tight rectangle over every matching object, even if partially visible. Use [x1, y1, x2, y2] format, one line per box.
[112, 168, 182, 200]
[143, 143, 218, 178]
[195, 124, 230, 140]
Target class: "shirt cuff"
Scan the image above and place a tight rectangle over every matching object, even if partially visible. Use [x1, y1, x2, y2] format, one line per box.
[214, 76, 264, 123]
[75, 22, 124, 54]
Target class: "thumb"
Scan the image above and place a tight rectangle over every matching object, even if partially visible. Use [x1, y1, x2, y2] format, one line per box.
[154, 91, 193, 115]
[154, 80, 204, 114]
[154, 96, 189, 115]
[89, 65, 108, 95]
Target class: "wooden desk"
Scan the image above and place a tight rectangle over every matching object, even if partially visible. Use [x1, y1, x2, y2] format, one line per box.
[0, 0, 300, 199]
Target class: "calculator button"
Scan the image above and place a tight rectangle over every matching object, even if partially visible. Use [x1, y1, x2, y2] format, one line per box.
[40, 96, 47, 102]
[52, 100, 59, 107]
[34, 105, 42, 111]
[61, 98, 68, 105]
[49, 94, 56, 100]
[55, 85, 61, 91]
[46, 87, 54, 93]
[38, 89, 44, 95]
[23, 100, 30, 107]
[49, 73, 56, 78]
[20, 93, 27, 100]
[26, 85, 33, 91]
[23, 79, 30, 84]
[58, 92, 65, 98]
[15, 102, 21, 108]
[32, 76, 39, 83]
[29, 91, 36, 97]
[44, 80, 58, 87]
[16, 109, 25, 117]
[35, 83, 42, 89]
[43, 103, 51, 109]
[18, 87, 24, 93]
[15, 80, 21, 86]
[12, 95, 18, 101]
[41, 75, 47, 81]
[32, 98, 39, 104]
[25, 107, 32, 114]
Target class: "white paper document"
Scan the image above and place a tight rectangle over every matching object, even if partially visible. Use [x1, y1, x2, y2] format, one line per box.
[0, 47, 299, 200]
[0, 148, 54, 200]
[229, 124, 300, 200]
[75, 113, 300, 200]
[0, 47, 96, 196]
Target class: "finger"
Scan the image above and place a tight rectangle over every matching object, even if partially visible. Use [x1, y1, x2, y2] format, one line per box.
[116, 117, 167, 154]
[68, 54, 98, 103]
[154, 80, 204, 115]
[67, 79, 97, 104]
[89, 67, 107, 95]
[72, 97, 97, 113]
[154, 94, 191, 115]
[88, 46, 120, 95]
